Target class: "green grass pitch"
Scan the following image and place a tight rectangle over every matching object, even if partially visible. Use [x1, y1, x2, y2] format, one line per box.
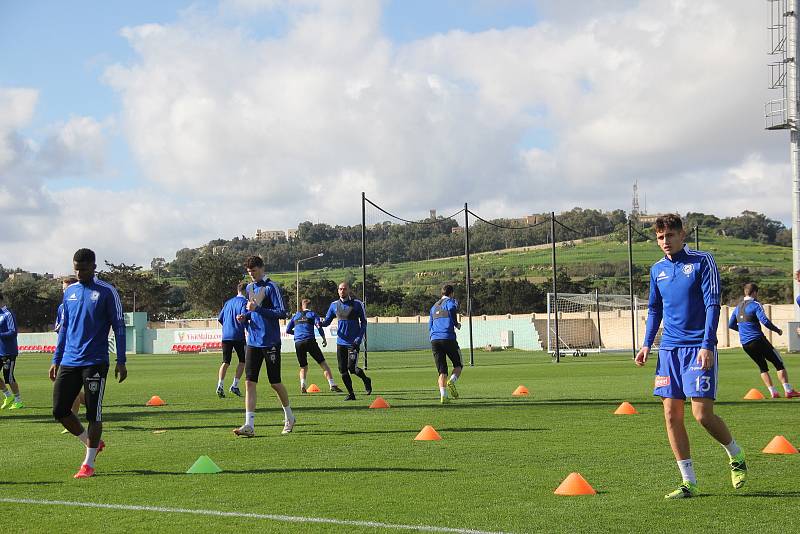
[2, 350, 799, 532]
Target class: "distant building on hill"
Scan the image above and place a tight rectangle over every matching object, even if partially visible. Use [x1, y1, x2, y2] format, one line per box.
[212, 246, 228, 255]
[451, 226, 464, 234]
[255, 229, 287, 242]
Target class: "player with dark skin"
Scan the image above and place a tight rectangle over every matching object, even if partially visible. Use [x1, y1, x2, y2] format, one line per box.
[49, 256, 127, 450]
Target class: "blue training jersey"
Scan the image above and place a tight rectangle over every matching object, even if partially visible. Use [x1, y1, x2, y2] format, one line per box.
[644, 246, 721, 350]
[320, 298, 367, 346]
[286, 310, 325, 342]
[429, 296, 460, 341]
[54, 277, 126, 366]
[242, 277, 286, 348]
[728, 297, 780, 345]
[0, 306, 19, 357]
[218, 295, 248, 341]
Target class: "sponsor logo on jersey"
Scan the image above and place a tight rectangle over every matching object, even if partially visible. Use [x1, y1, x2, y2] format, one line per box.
[90, 290, 100, 302]
[682, 264, 694, 276]
[655, 375, 671, 387]
[656, 270, 668, 281]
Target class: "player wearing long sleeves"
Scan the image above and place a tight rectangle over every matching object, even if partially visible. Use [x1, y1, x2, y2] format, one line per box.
[429, 284, 463, 404]
[216, 282, 248, 398]
[49, 249, 127, 479]
[286, 299, 341, 393]
[635, 214, 746, 499]
[728, 283, 798, 399]
[0, 292, 22, 410]
[232, 256, 294, 438]
[319, 281, 372, 401]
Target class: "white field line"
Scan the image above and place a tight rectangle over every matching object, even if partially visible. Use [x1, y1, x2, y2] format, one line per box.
[0, 498, 510, 534]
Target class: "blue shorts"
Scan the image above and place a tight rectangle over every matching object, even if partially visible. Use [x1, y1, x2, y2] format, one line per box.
[653, 347, 717, 400]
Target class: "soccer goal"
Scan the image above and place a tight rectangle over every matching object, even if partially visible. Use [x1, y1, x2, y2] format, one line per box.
[546, 292, 643, 356]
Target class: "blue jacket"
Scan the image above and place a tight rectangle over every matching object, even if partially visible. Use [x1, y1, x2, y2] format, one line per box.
[0, 306, 18, 357]
[286, 310, 325, 342]
[320, 298, 367, 346]
[728, 297, 781, 345]
[55, 303, 64, 332]
[54, 277, 126, 366]
[242, 277, 286, 348]
[644, 246, 721, 349]
[429, 296, 460, 341]
[218, 295, 248, 341]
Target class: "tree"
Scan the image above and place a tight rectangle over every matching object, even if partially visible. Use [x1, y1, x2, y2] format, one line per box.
[187, 253, 244, 314]
[1, 277, 62, 331]
[150, 257, 167, 281]
[99, 262, 173, 319]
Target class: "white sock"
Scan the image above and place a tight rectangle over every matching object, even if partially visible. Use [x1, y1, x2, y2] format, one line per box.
[283, 405, 294, 421]
[245, 411, 255, 428]
[440, 386, 447, 397]
[722, 439, 742, 459]
[768, 385, 779, 395]
[783, 382, 794, 393]
[1, 389, 10, 397]
[76, 430, 89, 447]
[217, 379, 224, 389]
[84, 447, 98, 468]
[449, 374, 458, 383]
[677, 458, 696, 484]
[300, 378, 307, 388]
[232, 377, 240, 388]
[328, 378, 336, 387]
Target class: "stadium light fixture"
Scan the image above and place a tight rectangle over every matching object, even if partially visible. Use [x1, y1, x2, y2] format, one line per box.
[296, 253, 324, 311]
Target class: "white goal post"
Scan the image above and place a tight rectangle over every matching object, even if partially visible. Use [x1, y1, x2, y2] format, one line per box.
[546, 292, 645, 356]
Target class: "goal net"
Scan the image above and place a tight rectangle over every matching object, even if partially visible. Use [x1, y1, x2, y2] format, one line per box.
[546, 292, 641, 355]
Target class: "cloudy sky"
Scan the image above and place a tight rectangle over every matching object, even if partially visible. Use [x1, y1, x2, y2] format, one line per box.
[0, 0, 790, 274]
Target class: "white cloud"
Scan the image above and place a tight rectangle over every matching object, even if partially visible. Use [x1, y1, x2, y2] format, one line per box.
[1, 0, 794, 273]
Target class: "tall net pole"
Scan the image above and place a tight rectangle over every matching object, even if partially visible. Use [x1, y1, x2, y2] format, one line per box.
[550, 212, 560, 363]
[628, 219, 637, 358]
[361, 191, 368, 369]
[464, 203, 475, 367]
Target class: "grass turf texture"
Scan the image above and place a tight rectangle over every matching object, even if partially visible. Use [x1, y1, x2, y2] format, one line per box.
[2, 350, 799, 533]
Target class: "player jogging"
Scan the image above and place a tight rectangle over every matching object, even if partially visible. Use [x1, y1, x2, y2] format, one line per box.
[429, 284, 463, 404]
[286, 298, 342, 393]
[216, 282, 248, 398]
[635, 214, 746, 499]
[51, 248, 127, 478]
[56, 276, 85, 431]
[0, 292, 22, 410]
[319, 282, 372, 401]
[728, 282, 799, 399]
[233, 256, 294, 437]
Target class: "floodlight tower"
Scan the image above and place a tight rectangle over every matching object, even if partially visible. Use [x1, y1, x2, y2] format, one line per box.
[766, 0, 800, 318]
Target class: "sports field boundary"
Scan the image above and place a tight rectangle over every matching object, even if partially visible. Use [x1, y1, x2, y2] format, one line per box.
[0, 498, 510, 534]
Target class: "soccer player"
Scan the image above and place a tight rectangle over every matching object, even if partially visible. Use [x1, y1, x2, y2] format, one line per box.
[429, 284, 463, 404]
[216, 281, 248, 398]
[232, 256, 294, 437]
[728, 282, 799, 398]
[56, 276, 85, 428]
[635, 214, 746, 499]
[0, 292, 22, 410]
[286, 298, 342, 393]
[50, 248, 127, 478]
[319, 281, 372, 401]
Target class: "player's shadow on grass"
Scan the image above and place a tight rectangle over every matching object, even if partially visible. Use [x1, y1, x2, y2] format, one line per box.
[309, 426, 547, 436]
[0, 481, 63, 486]
[108, 466, 457, 476]
[737, 491, 800, 498]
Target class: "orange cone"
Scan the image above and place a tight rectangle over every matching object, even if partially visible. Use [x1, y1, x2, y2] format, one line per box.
[369, 396, 390, 409]
[146, 395, 166, 406]
[762, 435, 800, 454]
[414, 425, 442, 441]
[306, 384, 321, 393]
[512, 385, 529, 397]
[614, 401, 638, 415]
[554, 472, 597, 495]
[743, 388, 765, 400]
